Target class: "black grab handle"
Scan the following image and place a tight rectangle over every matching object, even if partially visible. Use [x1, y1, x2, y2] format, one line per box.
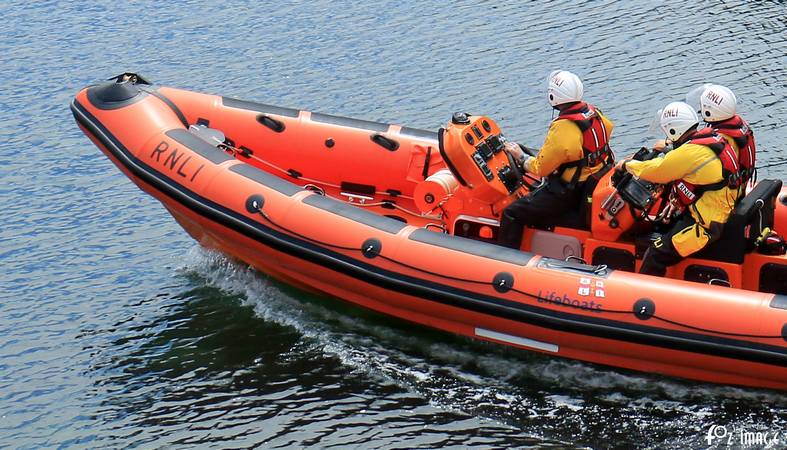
[256, 114, 286, 133]
[370, 133, 399, 151]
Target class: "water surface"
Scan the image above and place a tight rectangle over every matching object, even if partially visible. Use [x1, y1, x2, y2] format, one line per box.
[1, 1, 786, 448]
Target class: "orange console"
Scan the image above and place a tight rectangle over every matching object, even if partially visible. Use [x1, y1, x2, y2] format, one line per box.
[438, 113, 525, 204]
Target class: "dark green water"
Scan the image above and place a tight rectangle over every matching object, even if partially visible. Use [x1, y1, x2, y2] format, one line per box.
[2, 1, 786, 448]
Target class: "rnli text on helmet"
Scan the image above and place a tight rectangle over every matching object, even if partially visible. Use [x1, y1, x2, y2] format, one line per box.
[663, 108, 679, 118]
[705, 90, 724, 106]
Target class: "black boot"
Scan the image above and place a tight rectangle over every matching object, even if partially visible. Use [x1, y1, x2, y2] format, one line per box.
[639, 236, 683, 276]
[498, 210, 526, 249]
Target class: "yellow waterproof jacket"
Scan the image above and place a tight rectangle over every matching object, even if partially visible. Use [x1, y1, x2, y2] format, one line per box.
[525, 112, 615, 184]
[625, 143, 737, 227]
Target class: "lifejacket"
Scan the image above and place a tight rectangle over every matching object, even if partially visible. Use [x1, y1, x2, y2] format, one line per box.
[711, 114, 756, 184]
[672, 128, 740, 207]
[554, 102, 614, 188]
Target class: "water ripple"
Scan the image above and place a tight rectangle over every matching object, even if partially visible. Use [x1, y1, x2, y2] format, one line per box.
[2, 0, 787, 448]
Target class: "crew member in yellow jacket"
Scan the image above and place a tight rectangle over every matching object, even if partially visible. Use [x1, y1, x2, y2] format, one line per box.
[621, 101, 739, 276]
[499, 70, 615, 249]
[695, 84, 757, 200]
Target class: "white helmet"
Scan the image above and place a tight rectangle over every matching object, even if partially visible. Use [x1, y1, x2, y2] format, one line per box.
[699, 84, 737, 122]
[547, 70, 583, 107]
[659, 101, 699, 140]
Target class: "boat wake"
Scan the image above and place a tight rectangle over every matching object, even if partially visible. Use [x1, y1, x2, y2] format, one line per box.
[181, 246, 787, 449]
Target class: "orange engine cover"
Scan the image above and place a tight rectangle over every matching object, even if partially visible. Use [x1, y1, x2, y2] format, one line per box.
[591, 169, 637, 241]
[438, 114, 523, 204]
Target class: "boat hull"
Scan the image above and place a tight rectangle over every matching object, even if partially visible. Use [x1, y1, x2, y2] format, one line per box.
[72, 78, 787, 390]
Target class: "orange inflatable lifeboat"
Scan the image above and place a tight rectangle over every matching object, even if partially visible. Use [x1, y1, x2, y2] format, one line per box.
[72, 73, 787, 390]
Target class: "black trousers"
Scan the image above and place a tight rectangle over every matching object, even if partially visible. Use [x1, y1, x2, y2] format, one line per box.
[498, 181, 582, 249]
